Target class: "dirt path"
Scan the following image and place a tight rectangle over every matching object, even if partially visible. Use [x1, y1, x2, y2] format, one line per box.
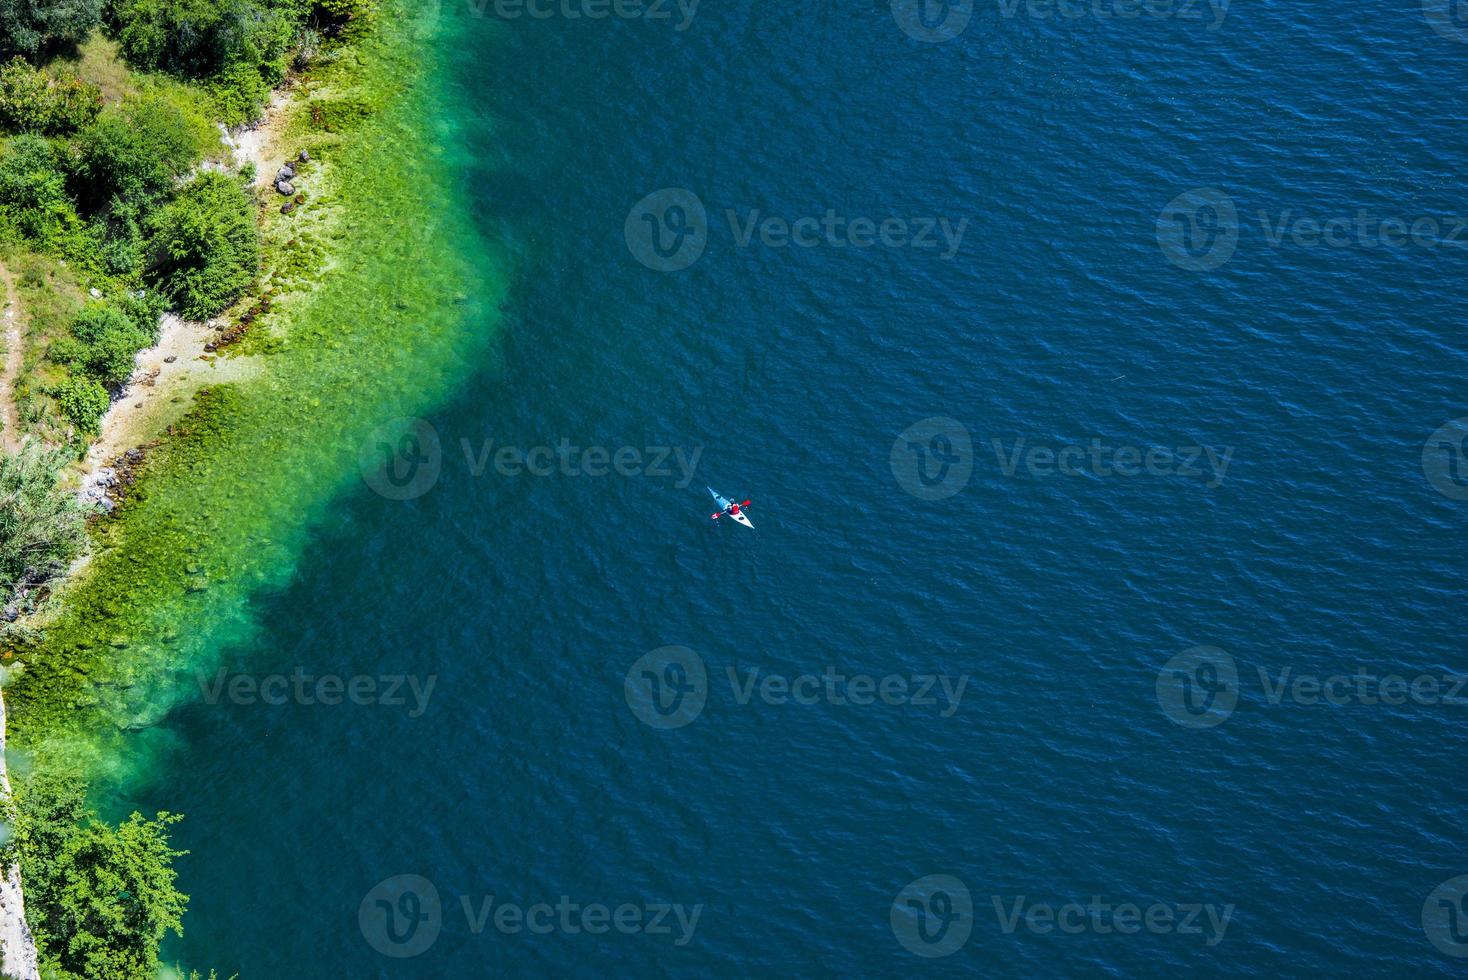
[0, 262, 22, 452]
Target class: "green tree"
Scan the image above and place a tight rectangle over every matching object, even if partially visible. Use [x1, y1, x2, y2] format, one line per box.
[146, 171, 259, 318]
[69, 303, 150, 386]
[72, 94, 209, 210]
[0, 0, 102, 58]
[12, 771, 189, 980]
[50, 375, 108, 433]
[0, 56, 101, 134]
[0, 440, 85, 592]
[0, 133, 80, 244]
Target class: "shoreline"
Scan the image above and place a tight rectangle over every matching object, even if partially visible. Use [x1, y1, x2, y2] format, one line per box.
[76, 85, 299, 515]
[0, 61, 314, 980]
[4, 12, 509, 970]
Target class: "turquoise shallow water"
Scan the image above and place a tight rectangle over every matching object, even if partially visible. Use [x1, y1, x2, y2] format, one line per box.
[149, 2, 1468, 975]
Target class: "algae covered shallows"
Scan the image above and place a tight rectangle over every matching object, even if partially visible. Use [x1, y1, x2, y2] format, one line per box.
[7, 1, 510, 798]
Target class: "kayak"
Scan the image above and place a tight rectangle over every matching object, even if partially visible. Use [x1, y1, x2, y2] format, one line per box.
[708, 487, 754, 528]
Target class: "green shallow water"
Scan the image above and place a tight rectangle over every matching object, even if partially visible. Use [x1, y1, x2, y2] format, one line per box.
[6, 4, 508, 794]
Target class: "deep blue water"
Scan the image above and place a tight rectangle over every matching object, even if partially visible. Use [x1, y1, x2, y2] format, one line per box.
[163, 1, 1468, 975]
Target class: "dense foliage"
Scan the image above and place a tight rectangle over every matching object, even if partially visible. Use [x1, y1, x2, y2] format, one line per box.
[109, 0, 328, 123]
[0, 440, 85, 592]
[72, 94, 210, 210]
[0, 56, 99, 134]
[62, 301, 154, 385]
[0, 0, 102, 58]
[50, 375, 108, 432]
[146, 171, 259, 318]
[0, 133, 79, 245]
[11, 770, 188, 980]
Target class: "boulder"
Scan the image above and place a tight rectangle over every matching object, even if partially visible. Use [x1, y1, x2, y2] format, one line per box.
[275, 180, 296, 196]
[298, 149, 310, 162]
[281, 202, 295, 214]
[277, 164, 296, 182]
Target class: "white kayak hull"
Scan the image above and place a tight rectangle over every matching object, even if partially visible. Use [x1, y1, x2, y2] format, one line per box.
[708, 487, 754, 528]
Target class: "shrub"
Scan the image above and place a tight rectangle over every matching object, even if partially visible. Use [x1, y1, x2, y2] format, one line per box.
[72, 94, 209, 210]
[111, 0, 295, 121]
[0, 0, 103, 59]
[146, 171, 258, 318]
[116, 286, 165, 336]
[0, 56, 101, 134]
[51, 375, 108, 432]
[69, 302, 129, 344]
[0, 134, 81, 244]
[112, 0, 293, 75]
[13, 770, 189, 980]
[47, 335, 84, 363]
[0, 440, 85, 591]
[69, 303, 149, 385]
[314, 0, 375, 31]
